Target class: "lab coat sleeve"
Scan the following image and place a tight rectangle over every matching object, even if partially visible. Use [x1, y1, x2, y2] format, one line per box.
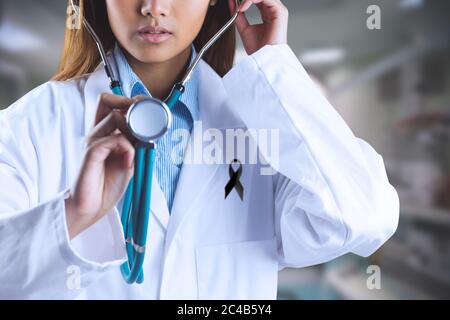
[0, 84, 126, 299]
[222, 44, 400, 268]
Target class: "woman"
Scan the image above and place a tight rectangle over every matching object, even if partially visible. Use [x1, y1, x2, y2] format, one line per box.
[0, 0, 399, 299]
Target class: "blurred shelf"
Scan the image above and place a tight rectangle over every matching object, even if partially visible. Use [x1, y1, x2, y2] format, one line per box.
[380, 240, 450, 298]
[277, 268, 342, 300]
[407, 259, 450, 287]
[325, 265, 435, 300]
[400, 205, 450, 226]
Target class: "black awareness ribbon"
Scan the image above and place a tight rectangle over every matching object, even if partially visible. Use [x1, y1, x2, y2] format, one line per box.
[225, 159, 244, 201]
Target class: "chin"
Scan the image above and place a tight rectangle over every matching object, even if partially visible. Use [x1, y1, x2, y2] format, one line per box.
[132, 44, 179, 64]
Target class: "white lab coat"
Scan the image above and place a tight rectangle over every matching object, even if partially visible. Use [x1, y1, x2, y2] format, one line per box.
[0, 44, 399, 299]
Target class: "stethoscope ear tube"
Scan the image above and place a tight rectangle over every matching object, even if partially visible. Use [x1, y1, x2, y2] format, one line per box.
[165, 83, 185, 109]
[110, 81, 124, 96]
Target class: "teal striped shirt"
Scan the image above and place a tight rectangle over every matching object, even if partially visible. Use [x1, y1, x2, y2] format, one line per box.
[114, 44, 199, 212]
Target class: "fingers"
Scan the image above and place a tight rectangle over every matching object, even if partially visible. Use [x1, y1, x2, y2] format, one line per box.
[228, 0, 243, 13]
[86, 134, 135, 169]
[236, 12, 251, 34]
[94, 93, 135, 126]
[232, 0, 270, 34]
[88, 111, 129, 144]
[228, 0, 250, 33]
[239, 0, 283, 12]
[237, 0, 287, 20]
[239, 0, 255, 12]
[90, 93, 147, 145]
[231, 0, 288, 48]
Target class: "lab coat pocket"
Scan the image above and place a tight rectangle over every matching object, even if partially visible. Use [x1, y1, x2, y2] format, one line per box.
[195, 238, 278, 300]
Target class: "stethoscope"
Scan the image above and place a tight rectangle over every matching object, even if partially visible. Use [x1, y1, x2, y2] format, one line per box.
[70, 0, 242, 284]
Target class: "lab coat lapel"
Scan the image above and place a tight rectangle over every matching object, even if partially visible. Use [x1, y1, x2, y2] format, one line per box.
[164, 60, 245, 254]
[83, 67, 170, 229]
[83, 67, 109, 136]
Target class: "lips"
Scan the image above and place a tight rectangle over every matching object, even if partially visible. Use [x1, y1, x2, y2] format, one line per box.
[138, 26, 172, 35]
[137, 26, 173, 44]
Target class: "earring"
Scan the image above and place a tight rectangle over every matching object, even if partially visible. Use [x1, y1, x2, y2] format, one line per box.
[210, 0, 217, 6]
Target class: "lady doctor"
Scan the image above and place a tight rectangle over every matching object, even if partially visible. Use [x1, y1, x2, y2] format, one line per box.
[0, 0, 399, 299]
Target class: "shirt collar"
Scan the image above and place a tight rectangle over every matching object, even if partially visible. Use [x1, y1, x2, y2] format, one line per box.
[113, 43, 199, 121]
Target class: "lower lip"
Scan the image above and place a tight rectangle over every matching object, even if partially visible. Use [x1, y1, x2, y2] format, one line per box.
[138, 32, 172, 44]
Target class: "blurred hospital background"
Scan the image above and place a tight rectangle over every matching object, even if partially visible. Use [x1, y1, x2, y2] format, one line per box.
[1, 0, 449, 299]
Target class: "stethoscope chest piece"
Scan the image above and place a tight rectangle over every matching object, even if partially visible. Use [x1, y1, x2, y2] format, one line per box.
[126, 97, 172, 143]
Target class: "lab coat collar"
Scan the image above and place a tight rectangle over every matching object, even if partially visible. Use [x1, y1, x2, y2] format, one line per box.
[83, 56, 246, 251]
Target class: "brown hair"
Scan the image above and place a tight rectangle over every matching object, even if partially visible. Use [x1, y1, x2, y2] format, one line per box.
[53, 0, 236, 81]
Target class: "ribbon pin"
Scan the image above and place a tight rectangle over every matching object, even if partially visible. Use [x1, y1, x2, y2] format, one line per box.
[225, 159, 244, 201]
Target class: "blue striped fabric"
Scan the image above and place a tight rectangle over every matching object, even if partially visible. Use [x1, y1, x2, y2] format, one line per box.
[114, 44, 199, 212]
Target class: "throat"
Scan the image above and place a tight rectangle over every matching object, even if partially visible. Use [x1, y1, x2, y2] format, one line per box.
[124, 47, 192, 101]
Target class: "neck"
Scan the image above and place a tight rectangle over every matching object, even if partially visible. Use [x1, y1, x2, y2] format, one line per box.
[124, 46, 192, 101]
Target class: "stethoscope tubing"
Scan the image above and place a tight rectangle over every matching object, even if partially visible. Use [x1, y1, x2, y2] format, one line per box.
[121, 147, 155, 284]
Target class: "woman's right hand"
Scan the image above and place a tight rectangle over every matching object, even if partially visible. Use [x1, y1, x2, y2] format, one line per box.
[65, 93, 137, 239]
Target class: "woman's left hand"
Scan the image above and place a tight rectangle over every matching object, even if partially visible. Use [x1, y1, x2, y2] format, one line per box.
[228, 0, 289, 55]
